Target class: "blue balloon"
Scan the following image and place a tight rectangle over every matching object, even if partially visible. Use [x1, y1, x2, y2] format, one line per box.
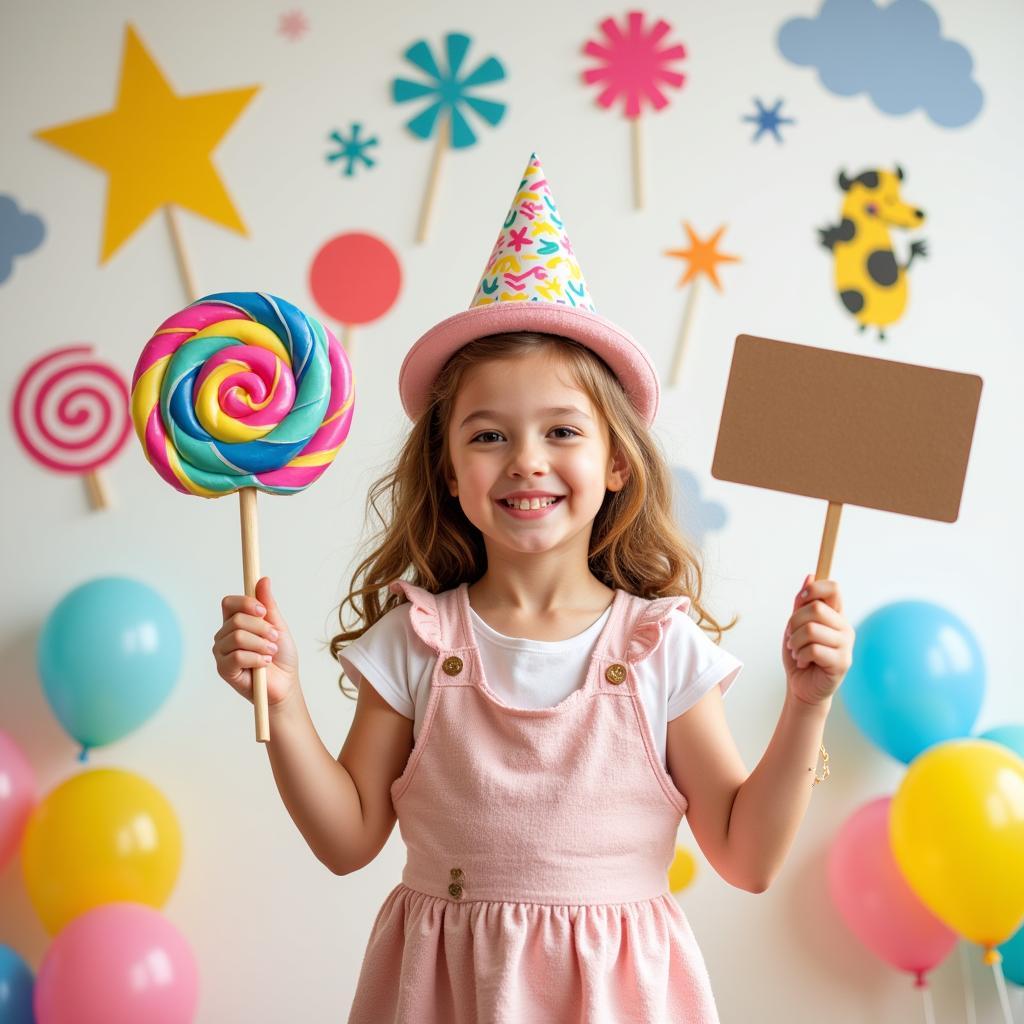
[840, 601, 985, 764]
[0, 945, 35, 1024]
[1001, 921, 1024, 987]
[37, 577, 182, 758]
[979, 724, 1024, 760]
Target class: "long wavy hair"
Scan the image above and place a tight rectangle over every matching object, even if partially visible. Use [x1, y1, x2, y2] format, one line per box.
[329, 331, 736, 698]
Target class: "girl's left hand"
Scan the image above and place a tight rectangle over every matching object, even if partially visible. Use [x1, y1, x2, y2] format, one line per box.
[783, 575, 855, 706]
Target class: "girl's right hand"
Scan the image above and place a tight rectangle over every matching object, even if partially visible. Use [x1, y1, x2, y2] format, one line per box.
[213, 576, 300, 707]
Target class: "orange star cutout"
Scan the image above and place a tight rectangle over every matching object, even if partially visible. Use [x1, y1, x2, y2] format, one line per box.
[35, 24, 259, 262]
[665, 223, 740, 291]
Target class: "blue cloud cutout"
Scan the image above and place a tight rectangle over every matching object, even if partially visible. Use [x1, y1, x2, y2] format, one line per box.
[672, 466, 728, 547]
[778, 0, 983, 128]
[0, 195, 46, 285]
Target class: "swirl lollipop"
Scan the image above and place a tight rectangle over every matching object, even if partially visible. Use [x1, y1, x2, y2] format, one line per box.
[12, 344, 131, 509]
[131, 292, 354, 740]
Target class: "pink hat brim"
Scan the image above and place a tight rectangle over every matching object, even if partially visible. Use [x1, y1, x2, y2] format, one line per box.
[399, 303, 660, 425]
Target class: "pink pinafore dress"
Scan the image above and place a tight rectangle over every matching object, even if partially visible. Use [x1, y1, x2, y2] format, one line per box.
[347, 580, 720, 1023]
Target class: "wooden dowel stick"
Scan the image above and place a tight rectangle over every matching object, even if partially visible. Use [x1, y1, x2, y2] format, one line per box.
[815, 501, 843, 580]
[669, 276, 701, 388]
[341, 324, 354, 357]
[631, 115, 645, 210]
[240, 487, 270, 743]
[84, 470, 110, 510]
[416, 116, 448, 244]
[165, 205, 200, 303]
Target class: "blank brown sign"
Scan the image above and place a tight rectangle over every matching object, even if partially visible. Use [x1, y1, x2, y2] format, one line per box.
[711, 335, 983, 522]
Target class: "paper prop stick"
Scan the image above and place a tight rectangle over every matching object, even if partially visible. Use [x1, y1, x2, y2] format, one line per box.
[34, 23, 257, 298]
[712, 335, 982, 579]
[131, 293, 354, 742]
[309, 232, 402, 356]
[664, 223, 739, 386]
[582, 11, 687, 209]
[392, 32, 507, 243]
[12, 345, 131, 510]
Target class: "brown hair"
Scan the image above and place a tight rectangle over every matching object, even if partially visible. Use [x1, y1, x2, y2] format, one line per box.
[328, 332, 735, 698]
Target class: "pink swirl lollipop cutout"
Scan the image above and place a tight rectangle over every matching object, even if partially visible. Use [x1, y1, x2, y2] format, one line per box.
[12, 345, 130, 509]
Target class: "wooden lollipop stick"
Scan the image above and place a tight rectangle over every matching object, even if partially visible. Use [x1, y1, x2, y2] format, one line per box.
[814, 501, 843, 580]
[84, 470, 110, 511]
[341, 324, 354, 357]
[416, 115, 448, 244]
[165, 205, 200, 303]
[631, 115, 645, 210]
[669, 276, 701, 387]
[240, 487, 270, 743]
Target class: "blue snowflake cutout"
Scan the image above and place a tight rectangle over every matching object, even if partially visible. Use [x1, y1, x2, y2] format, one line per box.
[327, 123, 379, 177]
[742, 98, 795, 142]
[392, 32, 507, 149]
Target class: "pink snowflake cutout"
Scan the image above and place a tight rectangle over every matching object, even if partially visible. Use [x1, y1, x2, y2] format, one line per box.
[582, 11, 687, 118]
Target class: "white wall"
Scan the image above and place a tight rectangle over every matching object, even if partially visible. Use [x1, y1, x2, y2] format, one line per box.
[2, 0, 1022, 1020]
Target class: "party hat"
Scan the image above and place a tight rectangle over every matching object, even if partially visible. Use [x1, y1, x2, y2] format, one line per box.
[399, 153, 660, 423]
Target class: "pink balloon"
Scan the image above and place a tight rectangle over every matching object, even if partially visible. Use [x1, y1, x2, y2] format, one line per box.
[827, 796, 956, 984]
[0, 729, 36, 871]
[34, 903, 198, 1024]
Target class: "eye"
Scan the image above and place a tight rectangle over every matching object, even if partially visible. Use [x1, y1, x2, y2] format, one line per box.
[550, 427, 581, 439]
[470, 430, 504, 443]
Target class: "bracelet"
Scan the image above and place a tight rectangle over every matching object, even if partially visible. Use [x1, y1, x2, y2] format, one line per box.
[811, 743, 830, 786]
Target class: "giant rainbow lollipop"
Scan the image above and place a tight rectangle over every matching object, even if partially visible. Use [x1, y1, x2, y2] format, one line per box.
[131, 292, 354, 741]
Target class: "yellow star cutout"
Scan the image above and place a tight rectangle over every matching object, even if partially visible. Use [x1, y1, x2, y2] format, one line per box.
[35, 24, 259, 263]
[665, 223, 740, 291]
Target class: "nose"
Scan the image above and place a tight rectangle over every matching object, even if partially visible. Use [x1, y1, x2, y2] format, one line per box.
[507, 438, 548, 478]
[914, 208, 925, 219]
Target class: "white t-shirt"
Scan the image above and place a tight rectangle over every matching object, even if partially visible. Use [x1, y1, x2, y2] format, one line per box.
[338, 599, 742, 769]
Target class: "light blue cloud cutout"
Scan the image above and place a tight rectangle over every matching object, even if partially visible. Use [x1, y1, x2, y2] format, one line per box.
[672, 466, 728, 548]
[1, 195, 46, 285]
[778, 0, 983, 128]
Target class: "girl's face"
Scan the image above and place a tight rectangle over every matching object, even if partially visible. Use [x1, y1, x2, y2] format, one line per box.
[446, 349, 629, 559]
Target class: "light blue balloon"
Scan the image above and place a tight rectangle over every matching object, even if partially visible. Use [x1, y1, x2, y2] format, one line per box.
[840, 601, 984, 764]
[0, 945, 35, 1024]
[1000, 922, 1024, 987]
[979, 724, 1024, 760]
[37, 577, 182, 758]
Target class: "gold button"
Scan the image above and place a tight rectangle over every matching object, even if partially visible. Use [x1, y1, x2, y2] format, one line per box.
[442, 656, 463, 676]
[448, 883, 463, 900]
[605, 663, 627, 685]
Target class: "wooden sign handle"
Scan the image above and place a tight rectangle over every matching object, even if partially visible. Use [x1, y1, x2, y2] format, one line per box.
[814, 501, 843, 580]
[240, 487, 270, 743]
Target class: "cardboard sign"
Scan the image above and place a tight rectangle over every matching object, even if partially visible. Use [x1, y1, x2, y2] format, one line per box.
[712, 335, 982, 523]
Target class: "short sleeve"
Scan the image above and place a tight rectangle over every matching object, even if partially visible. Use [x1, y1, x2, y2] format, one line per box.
[336, 604, 435, 721]
[657, 608, 743, 721]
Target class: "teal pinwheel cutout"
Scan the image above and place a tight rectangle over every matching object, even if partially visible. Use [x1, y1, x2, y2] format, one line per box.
[393, 32, 508, 242]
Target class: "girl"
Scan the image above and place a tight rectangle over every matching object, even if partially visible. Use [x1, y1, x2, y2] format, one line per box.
[212, 155, 854, 1023]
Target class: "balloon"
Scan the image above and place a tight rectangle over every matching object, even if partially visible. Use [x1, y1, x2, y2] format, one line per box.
[840, 601, 984, 763]
[1000, 921, 1024, 987]
[980, 724, 1024, 760]
[0, 730, 36, 871]
[891, 739, 1024, 950]
[0, 945, 35, 1024]
[37, 577, 182, 756]
[34, 903, 198, 1024]
[668, 845, 697, 893]
[21, 768, 182, 935]
[827, 797, 956, 982]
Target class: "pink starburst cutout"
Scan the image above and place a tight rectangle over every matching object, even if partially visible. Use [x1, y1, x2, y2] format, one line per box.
[582, 11, 687, 118]
[278, 10, 309, 40]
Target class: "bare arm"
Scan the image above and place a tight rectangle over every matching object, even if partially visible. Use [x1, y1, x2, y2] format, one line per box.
[266, 680, 414, 876]
[667, 578, 853, 893]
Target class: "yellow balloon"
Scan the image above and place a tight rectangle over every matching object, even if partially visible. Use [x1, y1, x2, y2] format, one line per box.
[891, 739, 1024, 949]
[21, 767, 182, 935]
[668, 845, 697, 893]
